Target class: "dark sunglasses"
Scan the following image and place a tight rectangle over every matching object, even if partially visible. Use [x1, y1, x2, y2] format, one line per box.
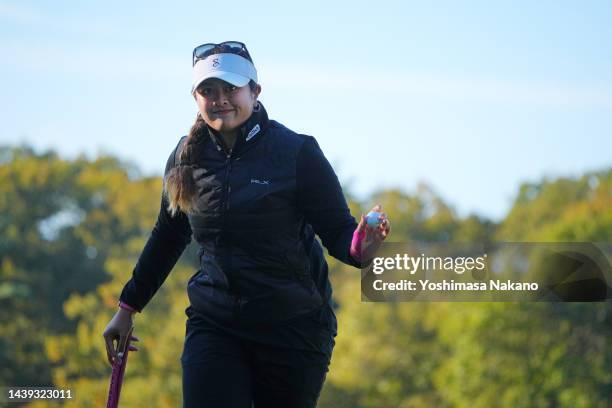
[192, 41, 254, 66]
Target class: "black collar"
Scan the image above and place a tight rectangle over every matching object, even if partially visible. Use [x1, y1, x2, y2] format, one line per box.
[206, 101, 269, 155]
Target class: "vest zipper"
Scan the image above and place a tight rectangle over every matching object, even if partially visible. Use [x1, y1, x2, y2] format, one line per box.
[224, 152, 232, 210]
[222, 152, 233, 297]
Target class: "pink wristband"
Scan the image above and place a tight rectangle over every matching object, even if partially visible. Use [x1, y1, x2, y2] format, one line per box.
[118, 301, 137, 313]
[350, 227, 366, 261]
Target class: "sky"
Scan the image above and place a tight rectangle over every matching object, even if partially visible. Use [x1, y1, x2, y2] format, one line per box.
[1, 0, 611, 221]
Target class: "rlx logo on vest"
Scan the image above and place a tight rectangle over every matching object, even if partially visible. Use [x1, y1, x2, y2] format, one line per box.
[251, 179, 270, 185]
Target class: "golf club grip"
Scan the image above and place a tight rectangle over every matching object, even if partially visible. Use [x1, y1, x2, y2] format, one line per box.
[106, 328, 133, 408]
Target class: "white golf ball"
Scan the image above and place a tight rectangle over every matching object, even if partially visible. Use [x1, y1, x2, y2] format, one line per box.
[366, 211, 382, 228]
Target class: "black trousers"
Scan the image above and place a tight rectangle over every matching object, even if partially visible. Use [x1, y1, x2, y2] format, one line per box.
[181, 309, 334, 408]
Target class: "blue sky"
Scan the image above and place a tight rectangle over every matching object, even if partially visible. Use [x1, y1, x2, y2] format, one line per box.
[1, 1, 611, 221]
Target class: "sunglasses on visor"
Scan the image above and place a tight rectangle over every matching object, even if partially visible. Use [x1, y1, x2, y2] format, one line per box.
[192, 41, 254, 66]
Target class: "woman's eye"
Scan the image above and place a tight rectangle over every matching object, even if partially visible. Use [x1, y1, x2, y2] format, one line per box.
[225, 86, 237, 93]
[199, 88, 212, 96]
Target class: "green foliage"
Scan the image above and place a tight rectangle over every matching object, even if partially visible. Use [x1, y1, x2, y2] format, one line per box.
[497, 169, 611, 242]
[1, 143, 610, 407]
[323, 169, 611, 407]
[0, 145, 197, 406]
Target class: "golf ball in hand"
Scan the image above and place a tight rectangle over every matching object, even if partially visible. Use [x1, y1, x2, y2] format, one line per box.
[366, 211, 382, 228]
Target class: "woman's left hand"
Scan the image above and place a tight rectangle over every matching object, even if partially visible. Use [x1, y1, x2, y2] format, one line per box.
[352, 204, 391, 263]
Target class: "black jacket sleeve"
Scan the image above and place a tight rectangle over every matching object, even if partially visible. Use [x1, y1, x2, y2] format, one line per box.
[296, 136, 371, 269]
[119, 138, 192, 312]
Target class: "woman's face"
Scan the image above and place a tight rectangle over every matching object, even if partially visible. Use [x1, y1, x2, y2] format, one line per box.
[195, 78, 261, 135]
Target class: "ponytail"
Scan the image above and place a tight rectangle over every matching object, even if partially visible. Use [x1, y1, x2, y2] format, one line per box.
[163, 113, 206, 216]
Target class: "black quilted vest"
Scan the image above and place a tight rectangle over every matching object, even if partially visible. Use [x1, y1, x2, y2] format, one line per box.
[177, 103, 331, 327]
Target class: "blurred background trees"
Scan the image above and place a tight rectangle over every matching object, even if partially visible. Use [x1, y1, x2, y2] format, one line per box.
[0, 145, 610, 407]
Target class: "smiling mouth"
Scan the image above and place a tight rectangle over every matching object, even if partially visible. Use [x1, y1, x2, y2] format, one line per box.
[213, 110, 234, 115]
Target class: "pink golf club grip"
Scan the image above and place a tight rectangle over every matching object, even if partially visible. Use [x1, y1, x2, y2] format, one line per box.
[107, 327, 133, 408]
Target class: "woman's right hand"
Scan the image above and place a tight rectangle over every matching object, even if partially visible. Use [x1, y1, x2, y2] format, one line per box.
[103, 308, 140, 366]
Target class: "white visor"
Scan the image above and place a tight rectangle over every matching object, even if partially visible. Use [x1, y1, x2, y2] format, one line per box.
[191, 53, 258, 94]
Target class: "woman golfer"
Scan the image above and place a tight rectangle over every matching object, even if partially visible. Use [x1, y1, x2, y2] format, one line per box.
[103, 41, 390, 407]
